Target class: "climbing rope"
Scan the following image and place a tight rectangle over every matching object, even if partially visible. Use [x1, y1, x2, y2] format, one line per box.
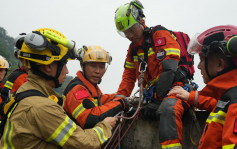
[103, 62, 147, 149]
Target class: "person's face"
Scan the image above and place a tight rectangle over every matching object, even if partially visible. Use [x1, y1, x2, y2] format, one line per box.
[58, 63, 69, 85]
[197, 54, 220, 84]
[83, 62, 106, 86]
[0, 68, 6, 81]
[123, 23, 144, 44]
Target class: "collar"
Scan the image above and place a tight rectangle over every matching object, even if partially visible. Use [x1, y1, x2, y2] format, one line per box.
[76, 71, 102, 97]
[200, 69, 237, 100]
[18, 71, 61, 99]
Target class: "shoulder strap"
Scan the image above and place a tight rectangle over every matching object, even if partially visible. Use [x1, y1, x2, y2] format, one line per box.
[63, 77, 93, 97]
[220, 86, 237, 104]
[0, 89, 46, 139]
[14, 89, 46, 102]
[215, 86, 237, 113]
[7, 69, 25, 84]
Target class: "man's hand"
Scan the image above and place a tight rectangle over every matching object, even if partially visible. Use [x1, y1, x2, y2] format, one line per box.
[104, 117, 118, 128]
[167, 86, 190, 101]
[118, 98, 131, 112]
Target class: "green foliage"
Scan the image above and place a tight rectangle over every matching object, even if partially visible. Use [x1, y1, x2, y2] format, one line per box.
[0, 27, 20, 77]
[0, 26, 74, 95]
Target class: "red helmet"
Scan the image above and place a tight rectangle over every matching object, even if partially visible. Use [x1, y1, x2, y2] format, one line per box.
[188, 25, 237, 57]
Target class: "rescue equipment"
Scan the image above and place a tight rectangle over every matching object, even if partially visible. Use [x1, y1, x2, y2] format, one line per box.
[77, 45, 112, 64]
[131, 25, 195, 81]
[15, 28, 76, 65]
[0, 56, 9, 70]
[0, 89, 63, 138]
[115, 0, 145, 37]
[0, 90, 46, 138]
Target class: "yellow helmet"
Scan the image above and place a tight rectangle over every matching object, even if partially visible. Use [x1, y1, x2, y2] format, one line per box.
[78, 45, 112, 64]
[16, 28, 77, 65]
[0, 56, 9, 69]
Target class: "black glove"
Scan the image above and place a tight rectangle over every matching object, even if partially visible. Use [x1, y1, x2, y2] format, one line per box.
[118, 98, 131, 113]
[142, 100, 161, 120]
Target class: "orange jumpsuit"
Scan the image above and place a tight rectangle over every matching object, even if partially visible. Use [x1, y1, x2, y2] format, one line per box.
[188, 69, 237, 149]
[117, 25, 187, 148]
[64, 71, 123, 129]
[1, 66, 27, 101]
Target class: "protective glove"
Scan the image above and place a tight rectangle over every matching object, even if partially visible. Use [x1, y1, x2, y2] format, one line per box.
[118, 98, 131, 113]
[141, 100, 161, 120]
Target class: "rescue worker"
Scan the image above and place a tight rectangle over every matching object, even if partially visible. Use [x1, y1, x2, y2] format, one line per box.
[64, 45, 130, 129]
[1, 48, 29, 102]
[0, 56, 9, 119]
[168, 25, 237, 149]
[114, 0, 189, 148]
[0, 28, 118, 149]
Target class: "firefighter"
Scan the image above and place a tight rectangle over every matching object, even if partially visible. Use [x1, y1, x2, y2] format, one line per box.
[1, 48, 29, 102]
[0, 55, 9, 119]
[114, 0, 189, 148]
[168, 25, 237, 148]
[0, 28, 117, 149]
[64, 45, 130, 129]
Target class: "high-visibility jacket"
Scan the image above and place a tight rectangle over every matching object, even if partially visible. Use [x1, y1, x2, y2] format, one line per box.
[64, 71, 122, 129]
[1, 66, 27, 101]
[117, 25, 181, 98]
[188, 69, 237, 149]
[0, 72, 112, 149]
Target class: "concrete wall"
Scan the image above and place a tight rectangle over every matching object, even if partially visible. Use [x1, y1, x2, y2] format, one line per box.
[105, 110, 209, 149]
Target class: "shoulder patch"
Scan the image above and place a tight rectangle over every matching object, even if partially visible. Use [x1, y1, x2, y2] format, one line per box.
[156, 49, 166, 60]
[73, 89, 89, 100]
[154, 37, 166, 47]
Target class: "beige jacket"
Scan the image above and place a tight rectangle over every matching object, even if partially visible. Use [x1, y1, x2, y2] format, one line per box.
[0, 72, 112, 149]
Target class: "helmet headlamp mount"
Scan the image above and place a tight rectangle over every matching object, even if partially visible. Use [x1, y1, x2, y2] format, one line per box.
[15, 30, 79, 59]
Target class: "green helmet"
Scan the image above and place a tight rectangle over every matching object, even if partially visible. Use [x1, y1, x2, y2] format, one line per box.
[115, 0, 144, 32]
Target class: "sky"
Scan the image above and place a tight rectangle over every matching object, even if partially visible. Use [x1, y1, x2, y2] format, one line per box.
[1, 0, 237, 95]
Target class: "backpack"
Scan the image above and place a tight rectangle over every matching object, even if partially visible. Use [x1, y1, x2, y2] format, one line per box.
[132, 25, 195, 81]
[170, 30, 195, 80]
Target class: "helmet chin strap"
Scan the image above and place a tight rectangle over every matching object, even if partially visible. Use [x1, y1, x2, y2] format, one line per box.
[204, 57, 213, 80]
[31, 61, 65, 88]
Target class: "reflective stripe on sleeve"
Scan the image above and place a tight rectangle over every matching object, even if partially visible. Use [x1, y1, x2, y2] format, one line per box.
[4, 81, 13, 90]
[46, 116, 76, 146]
[223, 144, 235, 149]
[3, 103, 18, 149]
[72, 103, 86, 120]
[164, 48, 180, 57]
[125, 61, 135, 69]
[206, 110, 226, 125]
[92, 127, 108, 144]
[194, 91, 198, 107]
[161, 143, 182, 149]
[3, 119, 15, 149]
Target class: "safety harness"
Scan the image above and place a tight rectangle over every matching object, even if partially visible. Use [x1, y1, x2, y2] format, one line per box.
[0, 90, 47, 138]
[63, 76, 103, 126]
[1, 68, 26, 101]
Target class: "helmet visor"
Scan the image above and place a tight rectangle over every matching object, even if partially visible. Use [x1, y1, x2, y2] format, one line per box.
[187, 33, 202, 55]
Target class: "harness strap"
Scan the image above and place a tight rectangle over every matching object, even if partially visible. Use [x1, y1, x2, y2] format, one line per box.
[0, 89, 46, 138]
